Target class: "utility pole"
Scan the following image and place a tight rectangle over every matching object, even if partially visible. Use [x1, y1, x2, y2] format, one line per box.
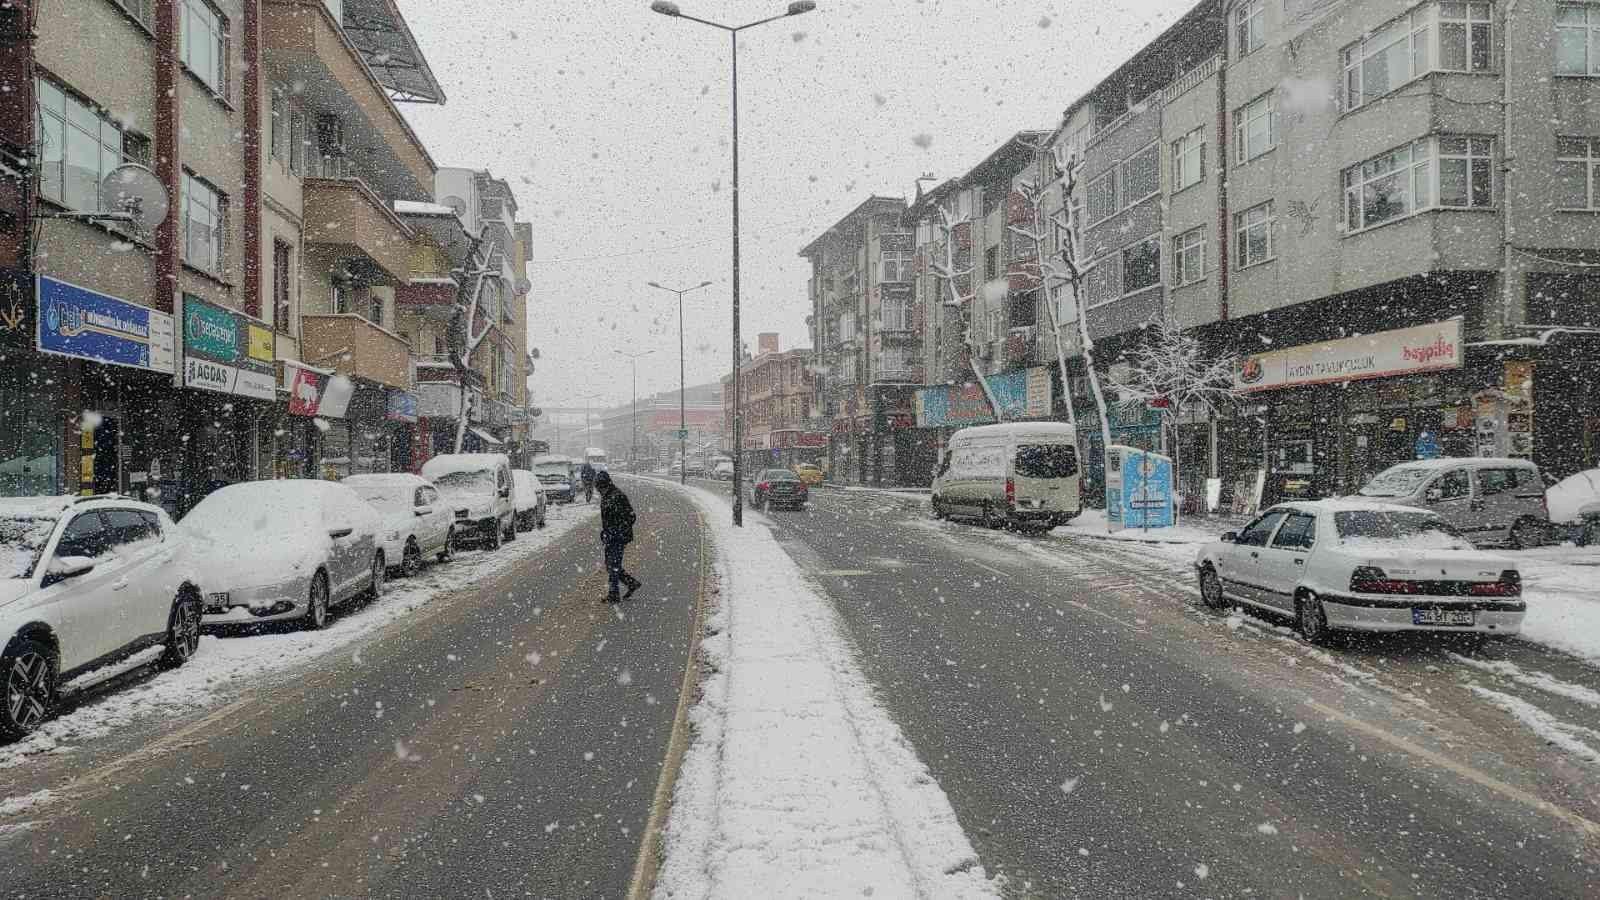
[648, 280, 712, 484]
[615, 350, 654, 472]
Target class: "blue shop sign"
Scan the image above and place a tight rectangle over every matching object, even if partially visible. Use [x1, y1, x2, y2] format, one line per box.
[36, 275, 176, 373]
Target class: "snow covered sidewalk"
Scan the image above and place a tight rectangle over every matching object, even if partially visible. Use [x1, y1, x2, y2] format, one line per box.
[654, 484, 996, 900]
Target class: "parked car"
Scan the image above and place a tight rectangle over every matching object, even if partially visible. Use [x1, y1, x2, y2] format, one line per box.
[752, 468, 809, 511]
[1356, 457, 1549, 548]
[712, 459, 734, 481]
[1194, 499, 1525, 646]
[423, 453, 518, 548]
[793, 462, 825, 485]
[0, 495, 205, 739]
[342, 473, 455, 577]
[511, 470, 549, 531]
[531, 454, 577, 504]
[931, 422, 1081, 531]
[183, 480, 385, 632]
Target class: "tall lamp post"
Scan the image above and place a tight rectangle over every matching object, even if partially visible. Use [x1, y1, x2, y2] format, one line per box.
[648, 280, 713, 485]
[615, 349, 655, 472]
[650, 0, 816, 525]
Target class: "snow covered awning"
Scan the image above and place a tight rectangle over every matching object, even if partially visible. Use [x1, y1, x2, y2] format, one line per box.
[468, 427, 504, 447]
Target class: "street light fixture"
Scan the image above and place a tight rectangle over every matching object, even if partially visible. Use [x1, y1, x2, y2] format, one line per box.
[649, 0, 817, 525]
[648, 280, 713, 485]
[615, 349, 656, 472]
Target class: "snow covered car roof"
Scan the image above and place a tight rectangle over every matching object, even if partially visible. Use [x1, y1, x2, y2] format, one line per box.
[0, 494, 164, 518]
[1547, 468, 1600, 523]
[420, 453, 509, 478]
[342, 473, 430, 489]
[949, 422, 1077, 440]
[531, 454, 574, 465]
[1265, 498, 1440, 516]
[1374, 457, 1539, 473]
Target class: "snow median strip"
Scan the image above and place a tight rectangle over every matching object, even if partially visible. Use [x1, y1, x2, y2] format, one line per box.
[651, 481, 998, 899]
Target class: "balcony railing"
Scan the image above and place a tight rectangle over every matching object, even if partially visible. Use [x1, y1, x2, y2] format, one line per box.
[1161, 55, 1220, 107]
[303, 177, 413, 283]
[300, 314, 413, 389]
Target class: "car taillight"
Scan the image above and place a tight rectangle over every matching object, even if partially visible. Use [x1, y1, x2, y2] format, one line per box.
[757, 482, 770, 491]
[1349, 566, 1420, 594]
[1469, 570, 1522, 597]
[1005, 478, 1015, 506]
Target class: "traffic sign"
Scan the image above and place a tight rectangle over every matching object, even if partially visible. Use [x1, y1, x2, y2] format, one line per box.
[674, 429, 689, 440]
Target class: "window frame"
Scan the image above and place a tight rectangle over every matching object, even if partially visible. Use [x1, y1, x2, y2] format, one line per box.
[1086, 168, 1119, 225]
[1556, 136, 1600, 210]
[1233, 201, 1276, 269]
[1341, 135, 1496, 233]
[1235, 0, 1266, 58]
[881, 293, 910, 331]
[1119, 142, 1161, 209]
[180, 170, 228, 277]
[272, 238, 294, 333]
[179, 0, 229, 100]
[1172, 127, 1205, 193]
[1556, 3, 1600, 76]
[34, 75, 146, 214]
[1270, 512, 1318, 551]
[1119, 235, 1162, 297]
[1172, 226, 1206, 287]
[1233, 91, 1277, 164]
[1342, 3, 1494, 112]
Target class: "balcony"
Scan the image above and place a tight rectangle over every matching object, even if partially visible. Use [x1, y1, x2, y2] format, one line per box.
[303, 177, 414, 284]
[262, 0, 435, 199]
[300, 313, 413, 389]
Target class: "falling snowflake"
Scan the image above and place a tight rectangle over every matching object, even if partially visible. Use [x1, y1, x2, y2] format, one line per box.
[1256, 822, 1279, 835]
[1059, 777, 1080, 794]
[911, 133, 933, 150]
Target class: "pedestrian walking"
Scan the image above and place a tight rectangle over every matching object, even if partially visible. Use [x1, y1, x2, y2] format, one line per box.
[579, 460, 597, 503]
[595, 471, 642, 601]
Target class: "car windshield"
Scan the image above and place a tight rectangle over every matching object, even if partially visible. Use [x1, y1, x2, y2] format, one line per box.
[1, 515, 57, 579]
[533, 465, 570, 479]
[1357, 467, 1434, 497]
[1334, 510, 1466, 547]
[433, 471, 495, 496]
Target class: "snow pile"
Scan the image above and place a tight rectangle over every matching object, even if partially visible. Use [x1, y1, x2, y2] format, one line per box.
[1546, 469, 1600, 523]
[655, 483, 996, 899]
[1470, 687, 1600, 764]
[1060, 508, 1222, 545]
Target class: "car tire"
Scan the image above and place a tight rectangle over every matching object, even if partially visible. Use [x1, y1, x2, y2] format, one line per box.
[982, 502, 1001, 529]
[503, 518, 517, 543]
[158, 589, 202, 669]
[932, 496, 946, 520]
[1, 636, 57, 740]
[303, 571, 331, 631]
[366, 552, 386, 601]
[485, 522, 502, 551]
[1508, 518, 1544, 550]
[1297, 591, 1334, 646]
[1198, 565, 1228, 611]
[400, 539, 422, 578]
[438, 528, 455, 564]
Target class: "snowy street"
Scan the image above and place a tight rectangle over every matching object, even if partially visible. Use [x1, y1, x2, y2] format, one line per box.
[680, 479, 1600, 898]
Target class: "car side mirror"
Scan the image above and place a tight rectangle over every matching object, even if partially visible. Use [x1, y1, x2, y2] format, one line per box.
[1425, 487, 1443, 502]
[328, 527, 353, 539]
[1220, 531, 1238, 543]
[415, 506, 433, 516]
[43, 555, 96, 587]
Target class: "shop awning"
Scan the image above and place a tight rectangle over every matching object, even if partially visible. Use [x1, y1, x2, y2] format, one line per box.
[469, 427, 504, 447]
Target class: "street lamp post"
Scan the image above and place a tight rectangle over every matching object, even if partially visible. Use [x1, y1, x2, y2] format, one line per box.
[648, 280, 713, 485]
[615, 350, 655, 472]
[650, 0, 816, 525]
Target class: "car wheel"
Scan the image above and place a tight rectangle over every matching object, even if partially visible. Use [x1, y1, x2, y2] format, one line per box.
[932, 496, 946, 520]
[485, 522, 502, 551]
[438, 528, 455, 564]
[1297, 591, 1334, 646]
[159, 589, 202, 669]
[303, 571, 331, 631]
[367, 552, 386, 600]
[1, 637, 56, 740]
[1508, 518, 1543, 550]
[982, 502, 1001, 529]
[1198, 565, 1228, 611]
[504, 518, 517, 543]
[401, 540, 423, 578]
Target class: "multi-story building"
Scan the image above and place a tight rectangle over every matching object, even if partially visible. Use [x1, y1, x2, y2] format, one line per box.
[1033, 0, 1600, 506]
[600, 381, 723, 470]
[720, 333, 819, 472]
[801, 195, 916, 485]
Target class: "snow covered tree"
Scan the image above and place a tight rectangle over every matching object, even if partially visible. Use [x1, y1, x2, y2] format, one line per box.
[449, 225, 500, 454]
[931, 196, 1006, 420]
[1109, 315, 1241, 524]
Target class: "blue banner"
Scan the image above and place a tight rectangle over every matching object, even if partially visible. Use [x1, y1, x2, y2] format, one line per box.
[916, 370, 1028, 428]
[37, 276, 175, 373]
[1121, 449, 1174, 529]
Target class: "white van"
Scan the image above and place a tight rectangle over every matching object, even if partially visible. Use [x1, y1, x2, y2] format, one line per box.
[421, 453, 517, 550]
[1356, 457, 1549, 548]
[931, 423, 1081, 531]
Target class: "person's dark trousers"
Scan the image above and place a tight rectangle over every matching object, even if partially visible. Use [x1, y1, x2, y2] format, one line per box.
[604, 539, 639, 598]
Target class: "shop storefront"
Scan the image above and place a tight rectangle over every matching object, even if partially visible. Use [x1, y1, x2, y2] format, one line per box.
[275, 359, 351, 479]
[175, 294, 278, 513]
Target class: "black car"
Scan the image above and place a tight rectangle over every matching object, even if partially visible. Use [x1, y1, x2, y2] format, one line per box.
[752, 468, 809, 511]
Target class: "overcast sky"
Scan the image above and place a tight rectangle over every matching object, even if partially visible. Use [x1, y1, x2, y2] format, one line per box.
[396, 0, 1190, 412]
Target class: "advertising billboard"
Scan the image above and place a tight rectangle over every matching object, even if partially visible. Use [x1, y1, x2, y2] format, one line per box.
[36, 275, 175, 373]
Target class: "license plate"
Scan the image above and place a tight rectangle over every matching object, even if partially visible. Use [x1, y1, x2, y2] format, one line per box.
[1413, 608, 1475, 626]
[205, 591, 229, 610]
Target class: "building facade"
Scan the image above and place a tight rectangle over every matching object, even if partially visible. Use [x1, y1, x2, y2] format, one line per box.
[720, 333, 819, 473]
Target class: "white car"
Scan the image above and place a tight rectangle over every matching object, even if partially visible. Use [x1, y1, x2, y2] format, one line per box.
[1194, 499, 1525, 645]
[712, 460, 734, 481]
[511, 470, 549, 531]
[342, 473, 455, 577]
[183, 481, 385, 631]
[1, 495, 205, 740]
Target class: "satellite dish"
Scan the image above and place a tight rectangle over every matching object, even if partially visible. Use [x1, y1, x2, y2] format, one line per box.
[516, 276, 532, 296]
[440, 195, 469, 218]
[98, 164, 169, 234]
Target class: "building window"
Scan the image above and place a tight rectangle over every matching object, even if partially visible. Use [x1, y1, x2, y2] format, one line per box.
[35, 77, 145, 213]
[180, 0, 229, 98]
[880, 248, 912, 283]
[881, 294, 910, 331]
[1234, 92, 1276, 164]
[1120, 143, 1160, 207]
[1343, 3, 1492, 111]
[1172, 226, 1206, 287]
[1556, 137, 1600, 209]
[1233, 201, 1275, 269]
[879, 347, 911, 378]
[1086, 169, 1118, 223]
[839, 353, 858, 383]
[289, 109, 307, 175]
[180, 171, 226, 275]
[987, 307, 1006, 343]
[273, 239, 293, 333]
[108, 0, 155, 30]
[270, 90, 287, 161]
[1172, 128, 1205, 193]
[838, 314, 856, 343]
[1121, 237, 1161, 296]
[1557, 4, 1600, 75]
[1342, 136, 1494, 232]
[1235, 0, 1265, 57]
[984, 245, 999, 280]
[369, 293, 384, 328]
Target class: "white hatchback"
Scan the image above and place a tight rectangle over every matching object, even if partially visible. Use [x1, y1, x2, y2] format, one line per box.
[1194, 499, 1525, 645]
[343, 473, 456, 577]
[1, 496, 205, 739]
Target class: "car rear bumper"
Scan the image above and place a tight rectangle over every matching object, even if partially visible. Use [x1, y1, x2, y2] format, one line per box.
[202, 575, 313, 623]
[1321, 594, 1525, 635]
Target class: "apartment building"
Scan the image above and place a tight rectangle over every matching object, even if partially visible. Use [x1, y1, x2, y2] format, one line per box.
[600, 381, 723, 470]
[800, 195, 915, 484]
[720, 333, 819, 472]
[1030, 0, 1600, 505]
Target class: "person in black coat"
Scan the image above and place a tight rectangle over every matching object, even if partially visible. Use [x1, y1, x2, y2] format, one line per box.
[595, 471, 641, 601]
